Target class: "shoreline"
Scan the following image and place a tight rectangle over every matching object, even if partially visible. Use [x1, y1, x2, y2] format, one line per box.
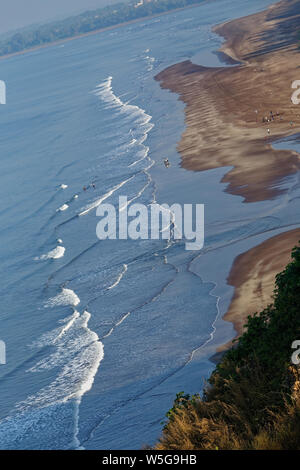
[155, 0, 300, 203]
[218, 228, 300, 353]
[0, 3, 204, 62]
[155, 0, 300, 352]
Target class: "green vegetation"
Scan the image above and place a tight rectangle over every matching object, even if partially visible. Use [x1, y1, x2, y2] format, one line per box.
[0, 0, 204, 57]
[157, 241, 300, 450]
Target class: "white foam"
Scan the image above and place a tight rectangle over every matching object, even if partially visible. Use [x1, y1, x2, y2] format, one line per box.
[119, 180, 151, 212]
[35, 246, 65, 260]
[32, 307, 113, 397]
[107, 264, 128, 290]
[92, 77, 155, 214]
[73, 310, 104, 449]
[79, 176, 133, 216]
[55, 311, 80, 341]
[45, 288, 80, 308]
[115, 312, 130, 326]
[128, 147, 149, 167]
[18, 308, 104, 450]
[103, 327, 114, 338]
[94, 76, 122, 108]
[57, 204, 69, 212]
[144, 54, 155, 71]
[94, 77, 154, 137]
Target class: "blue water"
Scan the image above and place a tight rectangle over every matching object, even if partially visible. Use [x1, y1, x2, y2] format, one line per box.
[0, 0, 299, 449]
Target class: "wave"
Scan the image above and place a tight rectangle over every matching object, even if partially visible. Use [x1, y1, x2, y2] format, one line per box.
[107, 264, 128, 290]
[73, 310, 104, 449]
[57, 203, 69, 212]
[45, 288, 80, 308]
[94, 77, 154, 137]
[144, 54, 156, 72]
[2, 308, 105, 450]
[119, 179, 151, 212]
[94, 76, 123, 109]
[55, 311, 80, 341]
[79, 176, 134, 216]
[35, 246, 65, 261]
[0, 77, 158, 449]
[91, 76, 156, 214]
[115, 312, 131, 326]
[128, 147, 149, 167]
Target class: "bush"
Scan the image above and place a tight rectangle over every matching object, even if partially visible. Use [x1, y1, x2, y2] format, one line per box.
[156, 242, 300, 450]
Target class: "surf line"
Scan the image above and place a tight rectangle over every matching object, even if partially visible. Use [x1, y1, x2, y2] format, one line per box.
[79, 176, 134, 217]
[107, 264, 128, 290]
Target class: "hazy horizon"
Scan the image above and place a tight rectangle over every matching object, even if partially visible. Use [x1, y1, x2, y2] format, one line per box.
[0, 0, 126, 35]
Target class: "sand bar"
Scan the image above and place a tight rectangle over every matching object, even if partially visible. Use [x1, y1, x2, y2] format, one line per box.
[156, 0, 300, 349]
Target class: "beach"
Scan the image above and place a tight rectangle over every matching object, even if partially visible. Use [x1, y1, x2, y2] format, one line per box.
[224, 228, 300, 341]
[156, 0, 300, 203]
[156, 0, 300, 343]
[0, 0, 299, 449]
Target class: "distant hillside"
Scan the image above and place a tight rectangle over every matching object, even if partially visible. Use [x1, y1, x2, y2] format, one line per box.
[0, 0, 204, 57]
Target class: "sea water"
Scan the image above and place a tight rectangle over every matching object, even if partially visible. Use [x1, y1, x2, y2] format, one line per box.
[0, 0, 298, 449]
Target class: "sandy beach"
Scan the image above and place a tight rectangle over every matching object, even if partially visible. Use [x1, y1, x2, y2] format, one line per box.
[156, 0, 300, 344]
[224, 228, 300, 341]
[156, 0, 300, 203]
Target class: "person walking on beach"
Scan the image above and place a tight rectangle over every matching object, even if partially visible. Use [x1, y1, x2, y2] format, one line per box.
[267, 128, 270, 135]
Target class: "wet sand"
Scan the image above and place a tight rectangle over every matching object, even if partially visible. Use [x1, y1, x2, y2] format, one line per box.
[223, 228, 300, 342]
[155, 0, 300, 203]
[155, 0, 300, 350]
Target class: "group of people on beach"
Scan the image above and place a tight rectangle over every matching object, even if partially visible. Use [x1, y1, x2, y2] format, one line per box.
[262, 110, 285, 137]
[262, 110, 281, 123]
[261, 109, 296, 137]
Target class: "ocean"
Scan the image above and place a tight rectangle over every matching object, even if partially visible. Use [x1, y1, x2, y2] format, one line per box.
[0, 0, 299, 449]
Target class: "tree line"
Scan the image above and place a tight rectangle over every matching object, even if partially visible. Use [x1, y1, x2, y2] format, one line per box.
[0, 0, 203, 56]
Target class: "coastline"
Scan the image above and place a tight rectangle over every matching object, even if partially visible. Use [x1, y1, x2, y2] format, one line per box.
[220, 228, 300, 350]
[0, 3, 203, 62]
[155, 0, 300, 349]
[155, 0, 300, 203]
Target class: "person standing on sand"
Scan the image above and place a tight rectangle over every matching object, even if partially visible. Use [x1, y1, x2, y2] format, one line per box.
[267, 128, 270, 135]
